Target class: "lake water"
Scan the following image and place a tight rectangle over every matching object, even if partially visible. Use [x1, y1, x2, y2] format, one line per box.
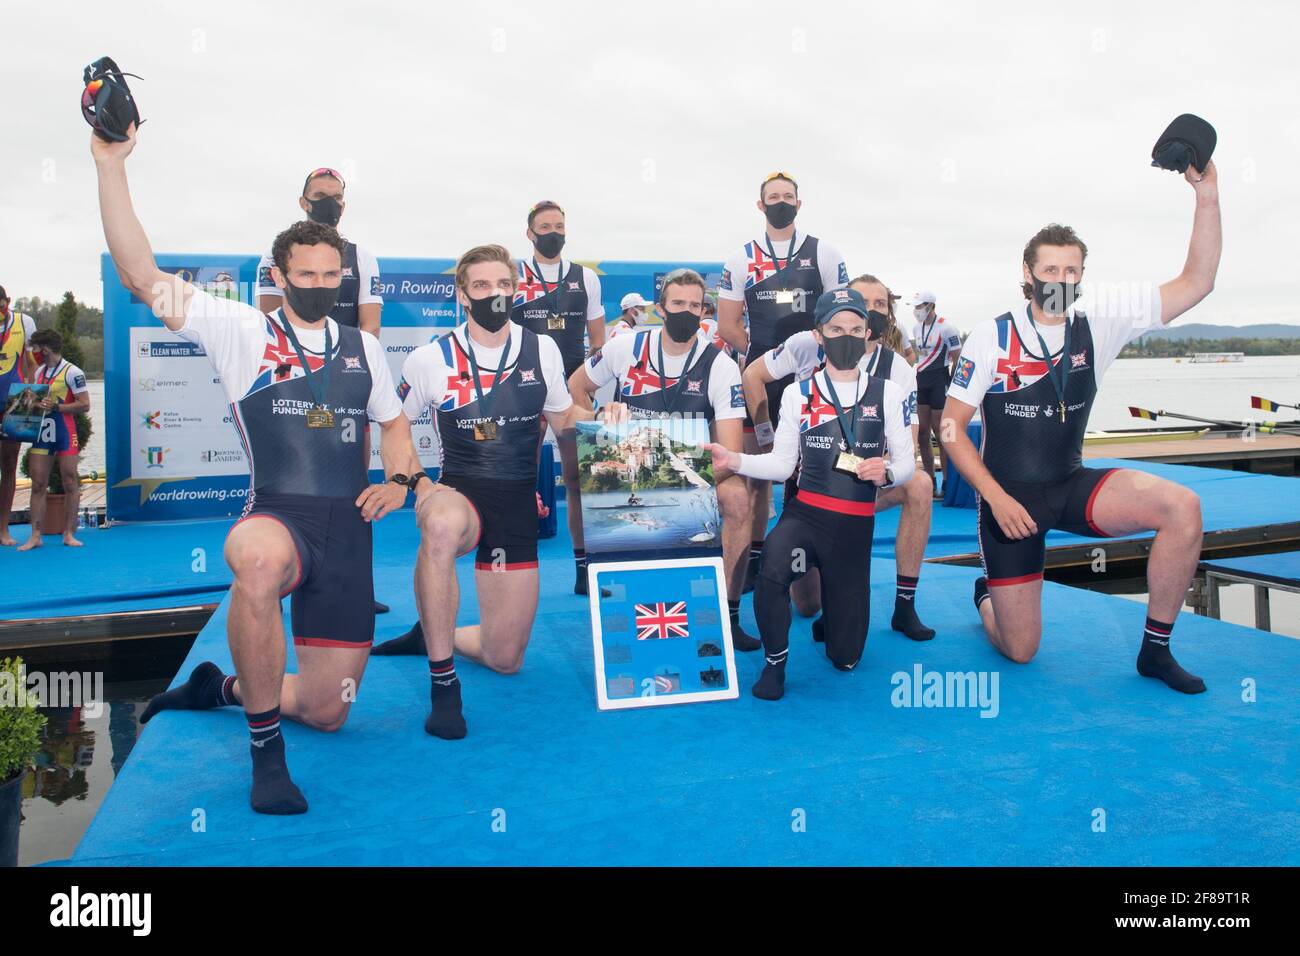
[1086, 356, 1300, 432]
[582, 486, 721, 554]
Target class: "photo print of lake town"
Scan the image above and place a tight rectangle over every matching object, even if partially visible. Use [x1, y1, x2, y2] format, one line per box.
[575, 417, 720, 556]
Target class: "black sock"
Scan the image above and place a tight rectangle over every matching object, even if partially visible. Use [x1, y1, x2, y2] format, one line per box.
[425, 657, 468, 739]
[752, 649, 787, 701]
[140, 661, 235, 724]
[891, 575, 935, 641]
[574, 550, 589, 595]
[246, 706, 307, 814]
[728, 599, 761, 651]
[811, 615, 825, 643]
[371, 620, 427, 656]
[1136, 616, 1205, 694]
[973, 576, 991, 611]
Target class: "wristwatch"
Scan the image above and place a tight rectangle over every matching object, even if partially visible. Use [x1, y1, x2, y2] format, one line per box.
[884, 466, 896, 486]
[389, 471, 431, 491]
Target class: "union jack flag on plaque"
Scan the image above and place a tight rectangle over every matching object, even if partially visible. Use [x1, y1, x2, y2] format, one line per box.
[635, 602, 689, 640]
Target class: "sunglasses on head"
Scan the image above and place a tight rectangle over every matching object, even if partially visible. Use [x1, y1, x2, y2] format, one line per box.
[761, 171, 798, 189]
[303, 167, 346, 193]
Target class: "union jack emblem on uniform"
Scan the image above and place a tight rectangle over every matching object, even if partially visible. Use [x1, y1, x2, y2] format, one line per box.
[343, 355, 362, 370]
[519, 368, 537, 382]
[514, 261, 549, 304]
[635, 602, 689, 640]
[862, 404, 878, 418]
[685, 379, 703, 394]
[437, 334, 511, 411]
[1070, 351, 1088, 369]
[621, 331, 676, 397]
[744, 243, 783, 288]
[989, 317, 1051, 394]
[798, 379, 837, 432]
[248, 319, 327, 394]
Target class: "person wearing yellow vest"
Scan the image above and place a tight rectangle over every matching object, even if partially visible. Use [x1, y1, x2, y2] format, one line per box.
[0, 285, 38, 546]
[17, 329, 90, 550]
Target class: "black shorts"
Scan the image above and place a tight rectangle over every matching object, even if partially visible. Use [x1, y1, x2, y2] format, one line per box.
[915, 368, 950, 410]
[978, 467, 1119, 586]
[233, 493, 374, 648]
[440, 473, 539, 571]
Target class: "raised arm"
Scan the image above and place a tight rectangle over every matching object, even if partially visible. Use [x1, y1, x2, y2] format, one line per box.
[90, 126, 192, 330]
[1158, 161, 1221, 325]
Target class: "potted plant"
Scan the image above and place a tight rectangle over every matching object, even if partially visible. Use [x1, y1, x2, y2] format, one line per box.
[1, 656, 47, 867]
[19, 413, 93, 534]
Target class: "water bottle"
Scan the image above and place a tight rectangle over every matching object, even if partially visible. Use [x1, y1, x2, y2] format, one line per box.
[77, 508, 86, 530]
[88, 508, 99, 529]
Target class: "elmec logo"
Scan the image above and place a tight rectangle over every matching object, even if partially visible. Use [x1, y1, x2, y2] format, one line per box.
[49, 886, 151, 936]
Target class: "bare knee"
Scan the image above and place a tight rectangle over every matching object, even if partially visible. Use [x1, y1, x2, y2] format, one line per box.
[716, 478, 749, 521]
[1164, 487, 1202, 533]
[906, 473, 931, 506]
[418, 500, 471, 553]
[482, 646, 525, 675]
[299, 700, 350, 732]
[226, 541, 294, 596]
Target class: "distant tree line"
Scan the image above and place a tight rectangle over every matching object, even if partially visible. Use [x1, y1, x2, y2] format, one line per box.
[12, 292, 104, 377]
[1121, 336, 1300, 358]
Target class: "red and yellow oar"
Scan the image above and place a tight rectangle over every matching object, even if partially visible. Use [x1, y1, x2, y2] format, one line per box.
[1128, 406, 1282, 434]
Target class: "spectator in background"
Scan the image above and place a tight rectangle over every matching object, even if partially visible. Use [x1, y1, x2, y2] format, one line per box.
[0, 285, 38, 545]
[608, 292, 647, 339]
[18, 330, 90, 550]
[256, 167, 384, 335]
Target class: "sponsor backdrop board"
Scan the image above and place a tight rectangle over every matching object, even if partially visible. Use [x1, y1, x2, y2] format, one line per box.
[588, 557, 739, 710]
[105, 254, 720, 522]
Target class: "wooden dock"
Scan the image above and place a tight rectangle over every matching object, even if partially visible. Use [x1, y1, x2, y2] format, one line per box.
[1083, 433, 1300, 475]
[6, 481, 107, 524]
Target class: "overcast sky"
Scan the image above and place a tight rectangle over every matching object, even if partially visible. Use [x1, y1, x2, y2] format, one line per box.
[2, 0, 1298, 331]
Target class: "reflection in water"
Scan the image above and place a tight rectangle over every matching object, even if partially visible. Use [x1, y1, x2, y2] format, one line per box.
[19, 685, 162, 866]
[16, 636, 193, 867]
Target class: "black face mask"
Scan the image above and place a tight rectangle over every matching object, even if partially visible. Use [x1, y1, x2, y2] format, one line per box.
[533, 232, 565, 259]
[866, 310, 890, 342]
[822, 332, 867, 370]
[284, 281, 339, 323]
[662, 309, 702, 343]
[763, 201, 798, 229]
[1029, 275, 1081, 315]
[305, 196, 343, 227]
[468, 293, 512, 332]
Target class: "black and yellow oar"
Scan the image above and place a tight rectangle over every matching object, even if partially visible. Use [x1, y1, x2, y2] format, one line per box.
[1251, 395, 1299, 413]
[1128, 406, 1282, 434]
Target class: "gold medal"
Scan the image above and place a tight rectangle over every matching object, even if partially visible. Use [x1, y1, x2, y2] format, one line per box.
[474, 420, 499, 441]
[547, 314, 566, 331]
[775, 290, 796, 305]
[306, 406, 335, 429]
[835, 452, 864, 474]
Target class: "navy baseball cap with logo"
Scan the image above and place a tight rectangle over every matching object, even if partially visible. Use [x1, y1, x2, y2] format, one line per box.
[814, 287, 870, 326]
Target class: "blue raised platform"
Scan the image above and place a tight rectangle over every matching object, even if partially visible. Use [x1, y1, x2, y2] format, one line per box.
[7, 457, 1300, 624]
[63, 483, 1300, 865]
[1201, 552, 1300, 587]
